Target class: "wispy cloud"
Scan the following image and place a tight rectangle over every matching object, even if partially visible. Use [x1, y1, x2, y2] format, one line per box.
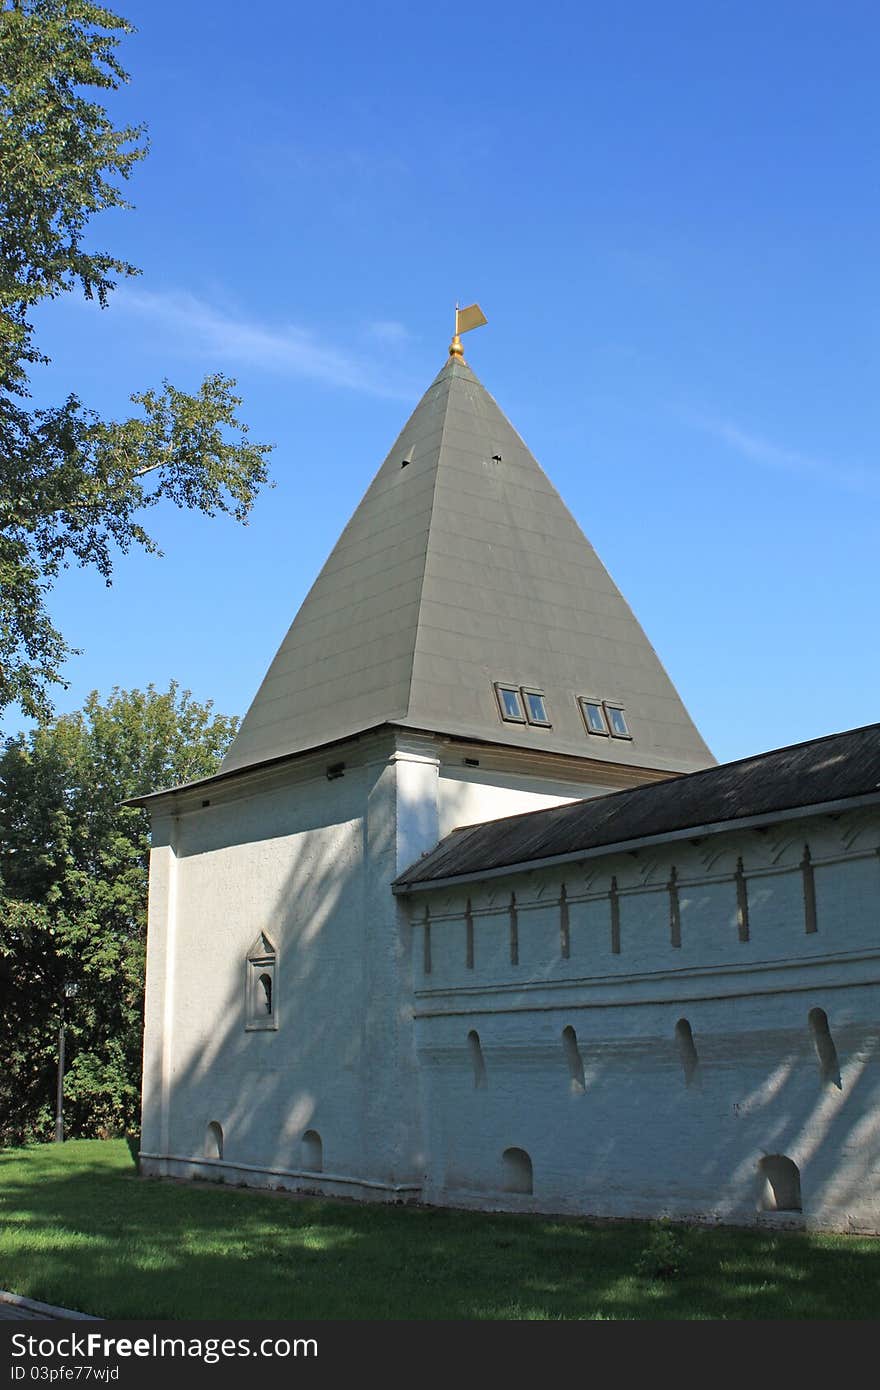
[685, 413, 877, 496]
[366, 319, 411, 346]
[115, 288, 414, 399]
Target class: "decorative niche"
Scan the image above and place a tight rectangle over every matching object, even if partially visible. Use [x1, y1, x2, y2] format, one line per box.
[245, 931, 278, 1031]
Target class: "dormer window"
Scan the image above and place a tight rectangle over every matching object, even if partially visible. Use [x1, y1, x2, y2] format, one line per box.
[579, 698, 608, 735]
[579, 696, 631, 740]
[522, 689, 550, 727]
[495, 684, 526, 723]
[605, 703, 631, 739]
[495, 683, 552, 727]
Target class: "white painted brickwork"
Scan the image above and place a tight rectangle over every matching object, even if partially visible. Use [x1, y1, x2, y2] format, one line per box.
[140, 732, 604, 1196]
[140, 732, 880, 1232]
[412, 809, 880, 1230]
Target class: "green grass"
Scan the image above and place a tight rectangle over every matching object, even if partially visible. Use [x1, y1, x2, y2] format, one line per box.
[0, 1140, 877, 1319]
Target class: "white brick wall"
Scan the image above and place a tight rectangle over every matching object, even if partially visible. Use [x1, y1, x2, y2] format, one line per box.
[410, 812, 880, 1230]
[140, 733, 880, 1231]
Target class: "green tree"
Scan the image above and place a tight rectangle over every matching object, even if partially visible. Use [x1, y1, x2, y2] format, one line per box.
[0, 1, 272, 719]
[0, 683, 238, 1144]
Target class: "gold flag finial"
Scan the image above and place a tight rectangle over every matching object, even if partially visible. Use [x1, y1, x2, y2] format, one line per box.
[449, 302, 487, 358]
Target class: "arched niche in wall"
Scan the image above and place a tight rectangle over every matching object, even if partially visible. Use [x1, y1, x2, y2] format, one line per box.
[808, 1008, 842, 1089]
[562, 1025, 586, 1094]
[758, 1154, 802, 1212]
[467, 1030, 487, 1090]
[258, 972, 273, 1016]
[502, 1147, 533, 1195]
[301, 1129, 323, 1173]
[246, 931, 278, 1031]
[205, 1121, 223, 1160]
[674, 1018, 700, 1087]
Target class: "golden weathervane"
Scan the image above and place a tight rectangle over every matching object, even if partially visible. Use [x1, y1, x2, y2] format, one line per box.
[449, 302, 487, 358]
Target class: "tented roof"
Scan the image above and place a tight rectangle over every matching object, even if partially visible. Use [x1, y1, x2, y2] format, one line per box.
[221, 356, 713, 776]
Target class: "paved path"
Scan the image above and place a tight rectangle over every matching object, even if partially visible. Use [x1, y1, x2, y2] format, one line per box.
[0, 1291, 95, 1321]
[0, 1299, 53, 1320]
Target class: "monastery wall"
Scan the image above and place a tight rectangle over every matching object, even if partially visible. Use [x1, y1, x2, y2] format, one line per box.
[409, 807, 880, 1231]
[140, 725, 880, 1231]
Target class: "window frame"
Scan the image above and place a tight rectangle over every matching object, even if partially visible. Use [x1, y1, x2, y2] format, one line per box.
[521, 687, 551, 727]
[578, 696, 610, 737]
[604, 702, 632, 740]
[245, 933, 279, 1032]
[494, 682, 527, 724]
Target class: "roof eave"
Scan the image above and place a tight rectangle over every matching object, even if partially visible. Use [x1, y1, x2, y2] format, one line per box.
[392, 788, 880, 894]
[123, 719, 681, 810]
[122, 720, 397, 808]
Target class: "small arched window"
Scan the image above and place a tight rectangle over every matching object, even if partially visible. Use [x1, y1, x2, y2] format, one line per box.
[302, 1130, 323, 1172]
[562, 1025, 585, 1094]
[675, 1018, 700, 1087]
[758, 1154, 802, 1212]
[205, 1121, 223, 1160]
[246, 932, 278, 1030]
[808, 1008, 841, 1088]
[502, 1147, 533, 1195]
[467, 1030, 487, 1090]
[258, 972, 272, 1015]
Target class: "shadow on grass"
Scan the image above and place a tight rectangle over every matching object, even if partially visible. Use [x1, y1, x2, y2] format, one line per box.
[0, 1141, 878, 1320]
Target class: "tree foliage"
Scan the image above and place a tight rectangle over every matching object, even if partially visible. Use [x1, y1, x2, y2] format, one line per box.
[0, 683, 238, 1144]
[0, 2, 273, 718]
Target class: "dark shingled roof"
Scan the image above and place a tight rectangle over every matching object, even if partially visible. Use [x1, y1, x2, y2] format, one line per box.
[393, 722, 880, 890]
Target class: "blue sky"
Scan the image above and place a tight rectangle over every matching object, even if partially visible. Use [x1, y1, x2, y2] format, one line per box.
[9, 0, 879, 763]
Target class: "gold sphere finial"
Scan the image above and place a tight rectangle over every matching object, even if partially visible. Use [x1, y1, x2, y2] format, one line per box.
[447, 301, 487, 360]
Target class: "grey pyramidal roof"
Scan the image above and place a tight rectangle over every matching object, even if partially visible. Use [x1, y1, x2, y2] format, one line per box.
[220, 355, 714, 776]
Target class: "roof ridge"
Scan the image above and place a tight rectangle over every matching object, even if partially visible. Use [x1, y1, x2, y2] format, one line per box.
[402, 362, 456, 721]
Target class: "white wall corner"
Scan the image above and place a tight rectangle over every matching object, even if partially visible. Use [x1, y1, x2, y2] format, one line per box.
[393, 743, 441, 875]
[140, 811, 178, 1156]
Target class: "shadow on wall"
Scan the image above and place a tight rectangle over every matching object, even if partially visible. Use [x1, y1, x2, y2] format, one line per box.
[425, 990, 880, 1222]
[146, 779, 364, 1186]
[146, 771, 880, 1223]
[146, 767, 491, 1191]
[407, 805, 880, 1223]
